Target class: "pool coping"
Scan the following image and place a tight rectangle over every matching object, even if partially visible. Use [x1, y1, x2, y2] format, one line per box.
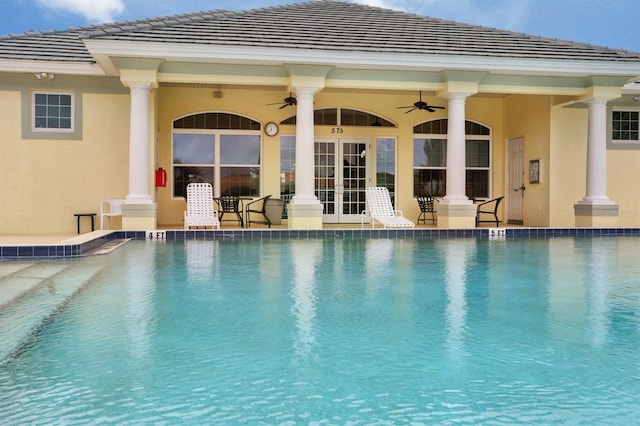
[1, 227, 640, 259]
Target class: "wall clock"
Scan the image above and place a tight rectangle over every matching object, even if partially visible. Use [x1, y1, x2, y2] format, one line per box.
[264, 122, 279, 136]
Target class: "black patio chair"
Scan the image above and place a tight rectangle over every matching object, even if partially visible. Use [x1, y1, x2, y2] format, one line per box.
[216, 195, 244, 227]
[245, 195, 272, 228]
[416, 195, 437, 224]
[476, 196, 504, 227]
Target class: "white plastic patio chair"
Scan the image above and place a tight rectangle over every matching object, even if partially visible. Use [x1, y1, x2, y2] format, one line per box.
[362, 187, 415, 228]
[184, 183, 220, 229]
[100, 199, 126, 230]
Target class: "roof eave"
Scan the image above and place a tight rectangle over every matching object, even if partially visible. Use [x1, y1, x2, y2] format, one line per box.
[0, 59, 106, 76]
[83, 39, 640, 79]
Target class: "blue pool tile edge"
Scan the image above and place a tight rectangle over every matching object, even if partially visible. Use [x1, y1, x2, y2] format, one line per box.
[2, 228, 640, 259]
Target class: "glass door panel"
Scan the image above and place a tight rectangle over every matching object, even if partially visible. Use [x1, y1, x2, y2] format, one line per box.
[315, 138, 369, 223]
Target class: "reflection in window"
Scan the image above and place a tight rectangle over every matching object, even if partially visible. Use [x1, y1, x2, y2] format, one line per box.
[174, 166, 214, 199]
[220, 135, 260, 165]
[220, 167, 259, 196]
[173, 134, 215, 165]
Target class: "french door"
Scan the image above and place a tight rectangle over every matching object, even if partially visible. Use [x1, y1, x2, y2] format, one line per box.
[315, 137, 369, 223]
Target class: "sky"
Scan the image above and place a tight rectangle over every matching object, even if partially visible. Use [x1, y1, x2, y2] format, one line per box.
[1, 0, 639, 52]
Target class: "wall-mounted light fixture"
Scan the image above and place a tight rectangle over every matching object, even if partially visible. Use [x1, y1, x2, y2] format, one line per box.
[213, 90, 223, 98]
[34, 72, 55, 80]
[633, 96, 640, 102]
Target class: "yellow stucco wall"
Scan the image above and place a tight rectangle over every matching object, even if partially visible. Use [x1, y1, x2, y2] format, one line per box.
[0, 90, 130, 234]
[609, 150, 640, 226]
[504, 94, 553, 226]
[549, 107, 588, 227]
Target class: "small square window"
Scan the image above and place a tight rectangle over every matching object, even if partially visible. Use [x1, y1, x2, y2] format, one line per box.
[612, 110, 639, 143]
[32, 92, 74, 132]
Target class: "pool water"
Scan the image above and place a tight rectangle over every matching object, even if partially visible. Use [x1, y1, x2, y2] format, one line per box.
[1, 237, 639, 424]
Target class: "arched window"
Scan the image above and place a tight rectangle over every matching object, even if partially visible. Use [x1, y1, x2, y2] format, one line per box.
[172, 112, 261, 198]
[413, 119, 491, 199]
[281, 108, 395, 127]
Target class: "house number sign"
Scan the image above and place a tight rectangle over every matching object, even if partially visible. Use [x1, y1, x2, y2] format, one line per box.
[331, 127, 344, 134]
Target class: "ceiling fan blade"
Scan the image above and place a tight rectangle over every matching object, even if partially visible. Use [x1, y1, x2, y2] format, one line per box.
[426, 107, 435, 112]
[265, 102, 284, 106]
[397, 105, 413, 109]
[279, 103, 289, 109]
[404, 107, 417, 114]
[431, 105, 446, 109]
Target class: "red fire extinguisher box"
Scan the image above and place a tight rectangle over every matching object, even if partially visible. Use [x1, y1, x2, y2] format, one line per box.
[155, 167, 167, 187]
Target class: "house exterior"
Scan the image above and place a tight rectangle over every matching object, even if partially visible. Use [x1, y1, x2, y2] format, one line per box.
[1, 0, 639, 234]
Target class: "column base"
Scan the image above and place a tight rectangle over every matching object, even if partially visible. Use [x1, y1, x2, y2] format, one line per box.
[287, 203, 324, 230]
[122, 203, 158, 230]
[574, 202, 619, 227]
[437, 202, 477, 229]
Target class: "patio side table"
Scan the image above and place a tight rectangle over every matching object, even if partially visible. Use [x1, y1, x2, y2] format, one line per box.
[74, 213, 97, 234]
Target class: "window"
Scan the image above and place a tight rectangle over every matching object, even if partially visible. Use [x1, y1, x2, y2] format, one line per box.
[172, 113, 261, 198]
[413, 138, 446, 197]
[376, 137, 396, 203]
[220, 134, 260, 196]
[173, 133, 215, 198]
[32, 92, 73, 131]
[612, 109, 639, 143]
[413, 119, 491, 199]
[281, 108, 395, 127]
[279, 136, 296, 219]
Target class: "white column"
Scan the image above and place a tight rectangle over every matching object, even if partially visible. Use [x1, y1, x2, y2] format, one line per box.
[582, 98, 610, 203]
[443, 93, 470, 203]
[126, 82, 153, 203]
[292, 87, 319, 204]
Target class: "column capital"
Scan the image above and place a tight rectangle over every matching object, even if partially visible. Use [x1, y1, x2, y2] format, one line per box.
[444, 92, 470, 103]
[583, 97, 609, 107]
[127, 81, 153, 94]
[292, 86, 320, 99]
[120, 71, 158, 88]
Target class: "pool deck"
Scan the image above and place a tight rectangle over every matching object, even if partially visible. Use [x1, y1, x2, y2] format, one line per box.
[0, 231, 114, 246]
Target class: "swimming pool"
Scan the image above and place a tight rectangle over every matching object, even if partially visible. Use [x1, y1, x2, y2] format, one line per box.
[1, 237, 638, 424]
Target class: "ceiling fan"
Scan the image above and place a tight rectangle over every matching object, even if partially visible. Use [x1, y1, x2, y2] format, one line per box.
[397, 91, 445, 113]
[266, 92, 297, 109]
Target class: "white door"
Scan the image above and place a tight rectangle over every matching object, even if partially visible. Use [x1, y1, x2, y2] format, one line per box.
[315, 137, 369, 223]
[507, 137, 525, 224]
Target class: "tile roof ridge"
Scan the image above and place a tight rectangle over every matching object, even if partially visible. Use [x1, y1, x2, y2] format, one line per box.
[78, 2, 323, 38]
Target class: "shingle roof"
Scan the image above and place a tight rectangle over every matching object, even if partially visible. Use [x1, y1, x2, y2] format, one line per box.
[0, 29, 95, 63]
[1, 0, 639, 65]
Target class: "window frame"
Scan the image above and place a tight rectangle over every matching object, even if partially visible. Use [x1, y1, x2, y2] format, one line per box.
[375, 137, 397, 205]
[413, 119, 492, 199]
[20, 87, 84, 141]
[172, 128, 262, 199]
[610, 107, 640, 147]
